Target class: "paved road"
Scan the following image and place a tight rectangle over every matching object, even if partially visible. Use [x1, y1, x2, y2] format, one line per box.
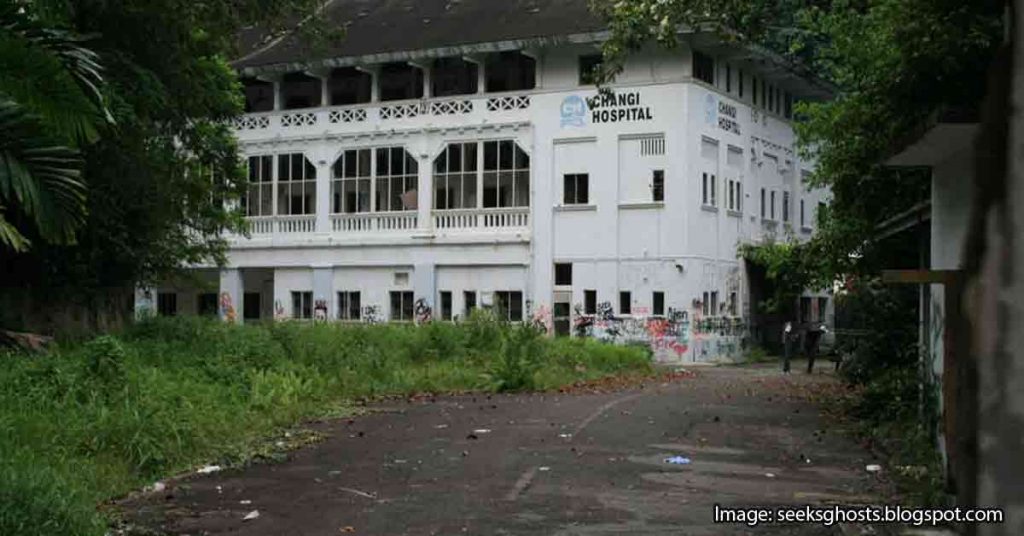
[122, 363, 890, 535]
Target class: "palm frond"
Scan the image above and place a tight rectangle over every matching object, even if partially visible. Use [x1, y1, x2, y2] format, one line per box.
[0, 98, 86, 246]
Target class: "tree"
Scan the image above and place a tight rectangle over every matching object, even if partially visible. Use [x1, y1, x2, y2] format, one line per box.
[0, 4, 108, 251]
[1, 1, 331, 324]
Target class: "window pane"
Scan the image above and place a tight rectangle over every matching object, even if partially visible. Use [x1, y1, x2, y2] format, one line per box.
[483, 141, 498, 170]
[376, 148, 390, 176]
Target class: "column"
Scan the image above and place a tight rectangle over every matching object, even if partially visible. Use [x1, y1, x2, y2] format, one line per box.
[416, 138, 434, 233]
[219, 268, 243, 324]
[413, 262, 436, 323]
[312, 265, 333, 321]
[315, 148, 331, 233]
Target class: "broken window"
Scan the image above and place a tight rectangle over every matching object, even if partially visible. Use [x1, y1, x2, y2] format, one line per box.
[244, 155, 274, 217]
[292, 291, 313, 319]
[439, 291, 453, 321]
[390, 291, 414, 321]
[693, 50, 715, 84]
[157, 292, 177, 317]
[494, 291, 523, 322]
[241, 78, 274, 112]
[433, 142, 478, 209]
[563, 173, 589, 205]
[338, 291, 361, 320]
[277, 153, 317, 216]
[375, 147, 419, 212]
[432, 57, 478, 97]
[280, 72, 321, 109]
[554, 263, 573, 286]
[485, 52, 535, 92]
[482, 140, 530, 208]
[332, 149, 372, 213]
[328, 67, 372, 106]
[584, 290, 597, 315]
[379, 62, 423, 101]
[578, 54, 603, 85]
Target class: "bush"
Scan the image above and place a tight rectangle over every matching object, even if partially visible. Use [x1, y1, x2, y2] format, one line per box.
[0, 316, 651, 534]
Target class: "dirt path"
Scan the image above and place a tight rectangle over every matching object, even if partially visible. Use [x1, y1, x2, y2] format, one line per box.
[120, 363, 892, 535]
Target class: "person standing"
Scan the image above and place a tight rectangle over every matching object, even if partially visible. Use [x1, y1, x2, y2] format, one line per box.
[782, 321, 794, 373]
[805, 323, 826, 374]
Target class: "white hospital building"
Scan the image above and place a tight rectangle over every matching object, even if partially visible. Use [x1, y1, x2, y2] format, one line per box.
[138, 0, 832, 362]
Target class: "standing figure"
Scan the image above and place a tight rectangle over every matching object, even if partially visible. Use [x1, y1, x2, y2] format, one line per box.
[805, 323, 826, 374]
[782, 321, 794, 373]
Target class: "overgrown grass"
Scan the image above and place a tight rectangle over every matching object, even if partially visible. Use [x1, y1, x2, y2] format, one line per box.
[0, 314, 651, 535]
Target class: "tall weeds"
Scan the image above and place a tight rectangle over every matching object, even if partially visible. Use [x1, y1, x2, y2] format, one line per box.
[0, 316, 650, 535]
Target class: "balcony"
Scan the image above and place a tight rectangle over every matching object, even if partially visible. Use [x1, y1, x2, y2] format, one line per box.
[230, 93, 532, 140]
[232, 207, 529, 246]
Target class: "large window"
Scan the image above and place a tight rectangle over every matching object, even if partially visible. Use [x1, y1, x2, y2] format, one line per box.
[332, 149, 372, 213]
[390, 291, 414, 321]
[241, 78, 274, 113]
[434, 140, 530, 209]
[483, 140, 529, 208]
[494, 291, 523, 322]
[280, 72, 322, 109]
[277, 153, 316, 215]
[375, 147, 418, 212]
[379, 62, 423, 101]
[244, 155, 273, 217]
[434, 142, 478, 209]
[432, 57, 478, 97]
[157, 292, 177, 317]
[328, 67, 372, 106]
[485, 52, 535, 92]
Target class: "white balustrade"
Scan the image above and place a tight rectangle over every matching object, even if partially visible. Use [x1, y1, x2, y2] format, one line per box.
[329, 108, 367, 123]
[276, 215, 316, 233]
[433, 208, 529, 231]
[280, 111, 318, 128]
[379, 102, 422, 120]
[233, 114, 271, 130]
[247, 216, 275, 234]
[486, 95, 531, 111]
[331, 212, 417, 233]
[429, 99, 473, 115]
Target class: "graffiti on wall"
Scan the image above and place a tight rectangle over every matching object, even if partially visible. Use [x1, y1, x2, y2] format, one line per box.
[572, 300, 745, 363]
[219, 292, 236, 323]
[314, 299, 328, 322]
[529, 303, 553, 334]
[414, 298, 432, 324]
[362, 305, 383, 324]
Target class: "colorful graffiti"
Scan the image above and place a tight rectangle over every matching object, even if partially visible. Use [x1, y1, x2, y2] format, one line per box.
[529, 303, 553, 334]
[219, 292, 236, 323]
[572, 300, 745, 363]
[313, 299, 328, 322]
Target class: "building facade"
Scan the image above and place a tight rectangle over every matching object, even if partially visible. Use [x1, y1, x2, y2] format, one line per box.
[136, 1, 832, 363]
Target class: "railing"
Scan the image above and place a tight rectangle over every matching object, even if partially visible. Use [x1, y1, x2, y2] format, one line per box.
[230, 92, 531, 135]
[331, 212, 417, 233]
[433, 207, 530, 231]
[244, 215, 315, 235]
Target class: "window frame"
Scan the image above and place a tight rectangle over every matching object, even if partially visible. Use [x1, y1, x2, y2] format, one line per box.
[277, 153, 317, 216]
[554, 263, 573, 286]
[332, 148, 373, 214]
[619, 291, 632, 315]
[244, 155, 274, 217]
[563, 173, 590, 205]
[390, 290, 414, 321]
[337, 291, 361, 321]
[651, 169, 665, 202]
[494, 291, 523, 322]
[291, 291, 313, 320]
[653, 291, 665, 316]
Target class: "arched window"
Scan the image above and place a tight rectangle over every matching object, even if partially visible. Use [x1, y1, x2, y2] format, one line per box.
[375, 147, 418, 211]
[433, 140, 529, 209]
[332, 146, 418, 213]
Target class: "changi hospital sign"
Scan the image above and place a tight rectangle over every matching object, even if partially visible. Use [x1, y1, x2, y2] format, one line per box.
[705, 94, 742, 135]
[561, 91, 654, 127]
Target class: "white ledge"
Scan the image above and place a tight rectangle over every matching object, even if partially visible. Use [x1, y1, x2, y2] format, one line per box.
[619, 201, 665, 210]
[554, 204, 597, 212]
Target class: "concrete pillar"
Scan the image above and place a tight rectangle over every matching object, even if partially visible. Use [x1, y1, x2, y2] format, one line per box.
[219, 268, 243, 324]
[413, 262, 436, 322]
[315, 154, 331, 233]
[417, 157, 432, 232]
[312, 265, 333, 321]
[272, 80, 282, 111]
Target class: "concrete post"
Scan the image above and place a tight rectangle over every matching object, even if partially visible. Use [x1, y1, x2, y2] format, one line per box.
[413, 262, 436, 323]
[219, 268, 243, 324]
[312, 266, 333, 321]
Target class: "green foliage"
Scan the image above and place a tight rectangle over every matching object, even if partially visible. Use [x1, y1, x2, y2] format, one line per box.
[0, 317, 650, 534]
[0, 3, 108, 251]
[834, 279, 920, 384]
